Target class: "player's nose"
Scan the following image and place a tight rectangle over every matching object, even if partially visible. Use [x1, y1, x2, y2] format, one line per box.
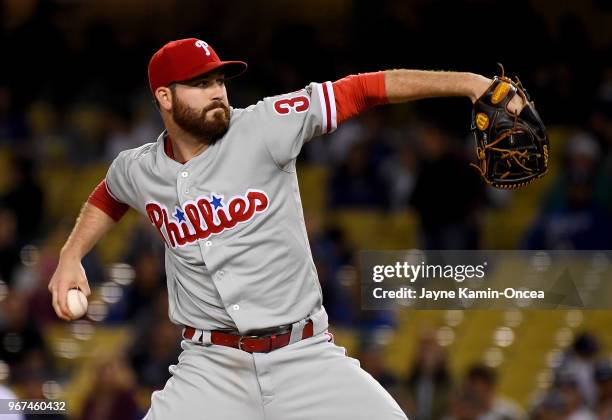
[210, 84, 225, 102]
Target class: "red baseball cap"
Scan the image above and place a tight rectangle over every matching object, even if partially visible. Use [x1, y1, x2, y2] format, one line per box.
[148, 38, 247, 96]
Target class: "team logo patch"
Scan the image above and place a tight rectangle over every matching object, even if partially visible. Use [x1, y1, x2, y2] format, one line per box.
[491, 82, 510, 104]
[476, 113, 489, 131]
[273, 95, 310, 115]
[146, 189, 270, 248]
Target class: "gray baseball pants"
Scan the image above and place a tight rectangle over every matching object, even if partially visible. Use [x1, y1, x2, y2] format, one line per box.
[143, 310, 407, 420]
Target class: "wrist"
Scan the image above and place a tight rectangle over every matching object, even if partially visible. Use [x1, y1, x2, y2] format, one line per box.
[59, 248, 82, 263]
[466, 73, 492, 103]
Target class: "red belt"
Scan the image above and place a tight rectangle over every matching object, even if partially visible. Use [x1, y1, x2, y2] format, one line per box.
[182, 320, 314, 353]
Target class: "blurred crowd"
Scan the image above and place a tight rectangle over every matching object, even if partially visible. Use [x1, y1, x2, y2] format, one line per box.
[1, 0, 611, 418]
[528, 333, 612, 420]
[357, 331, 612, 420]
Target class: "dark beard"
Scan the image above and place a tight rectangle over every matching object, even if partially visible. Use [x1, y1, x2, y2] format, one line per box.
[171, 97, 230, 145]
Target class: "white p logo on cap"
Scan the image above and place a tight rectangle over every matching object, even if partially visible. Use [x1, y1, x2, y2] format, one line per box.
[195, 40, 211, 56]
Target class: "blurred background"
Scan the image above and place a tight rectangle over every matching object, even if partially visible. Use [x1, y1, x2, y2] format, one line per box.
[1, 0, 611, 419]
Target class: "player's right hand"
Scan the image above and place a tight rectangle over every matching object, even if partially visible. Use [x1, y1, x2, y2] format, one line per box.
[48, 257, 91, 321]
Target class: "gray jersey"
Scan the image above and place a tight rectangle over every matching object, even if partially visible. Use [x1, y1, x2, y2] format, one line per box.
[106, 81, 338, 333]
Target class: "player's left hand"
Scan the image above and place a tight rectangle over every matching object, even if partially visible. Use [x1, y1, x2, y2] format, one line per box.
[470, 74, 525, 114]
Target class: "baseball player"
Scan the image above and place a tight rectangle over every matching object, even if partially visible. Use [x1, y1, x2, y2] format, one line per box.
[48, 38, 525, 419]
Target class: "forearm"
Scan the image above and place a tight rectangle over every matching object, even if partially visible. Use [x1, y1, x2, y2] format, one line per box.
[384, 69, 490, 104]
[60, 202, 116, 261]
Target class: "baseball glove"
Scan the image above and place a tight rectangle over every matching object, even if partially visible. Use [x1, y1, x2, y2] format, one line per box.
[471, 65, 549, 189]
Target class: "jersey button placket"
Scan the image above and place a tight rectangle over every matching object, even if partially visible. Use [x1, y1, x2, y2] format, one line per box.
[177, 169, 190, 201]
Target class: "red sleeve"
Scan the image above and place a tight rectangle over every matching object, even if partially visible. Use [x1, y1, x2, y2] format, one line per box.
[87, 179, 129, 222]
[332, 72, 388, 125]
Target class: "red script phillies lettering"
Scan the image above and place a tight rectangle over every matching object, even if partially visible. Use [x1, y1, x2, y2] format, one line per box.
[146, 189, 269, 248]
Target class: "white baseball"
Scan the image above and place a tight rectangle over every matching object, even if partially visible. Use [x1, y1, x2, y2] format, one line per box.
[66, 289, 88, 320]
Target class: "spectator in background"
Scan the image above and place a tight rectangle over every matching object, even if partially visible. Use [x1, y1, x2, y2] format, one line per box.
[103, 107, 137, 162]
[524, 132, 612, 250]
[594, 359, 612, 419]
[130, 319, 182, 391]
[530, 391, 567, 420]
[409, 124, 484, 249]
[357, 340, 399, 393]
[26, 101, 68, 166]
[463, 364, 523, 420]
[304, 118, 363, 165]
[0, 155, 44, 246]
[328, 141, 388, 209]
[107, 250, 165, 322]
[402, 330, 452, 420]
[590, 68, 612, 212]
[0, 291, 51, 382]
[122, 219, 166, 266]
[555, 371, 596, 420]
[556, 333, 600, 408]
[79, 355, 139, 420]
[128, 290, 181, 392]
[0, 207, 20, 286]
[102, 99, 162, 163]
[0, 85, 23, 145]
[305, 213, 395, 329]
[308, 218, 355, 326]
[443, 386, 484, 420]
[322, 108, 392, 166]
[63, 102, 109, 166]
[380, 140, 418, 211]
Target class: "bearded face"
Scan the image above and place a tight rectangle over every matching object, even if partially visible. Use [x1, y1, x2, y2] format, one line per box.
[171, 91, 230, 144]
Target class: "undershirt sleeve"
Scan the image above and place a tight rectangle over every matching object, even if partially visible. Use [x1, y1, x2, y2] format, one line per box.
[87, 179, 130, 222]
[332, 72, 388, 124]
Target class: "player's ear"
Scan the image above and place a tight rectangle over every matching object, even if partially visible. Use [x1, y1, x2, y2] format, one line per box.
[155, 86, 173, 112]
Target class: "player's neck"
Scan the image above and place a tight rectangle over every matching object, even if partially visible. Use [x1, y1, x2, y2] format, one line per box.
[166, 128, 210, 163]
